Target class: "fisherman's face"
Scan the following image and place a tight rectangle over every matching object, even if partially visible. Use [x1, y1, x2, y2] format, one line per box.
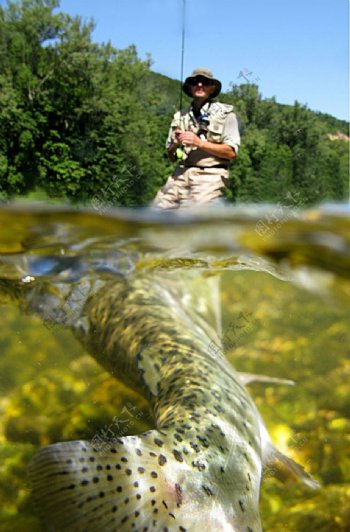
[189, 76, 216, 102]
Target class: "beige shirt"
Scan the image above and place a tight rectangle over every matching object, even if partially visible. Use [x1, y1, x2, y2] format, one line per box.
[166, 101, 240, 168]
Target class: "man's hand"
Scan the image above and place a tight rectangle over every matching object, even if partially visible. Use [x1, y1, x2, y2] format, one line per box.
[176, 130, 201, 148]
[169, 129, 236, 161]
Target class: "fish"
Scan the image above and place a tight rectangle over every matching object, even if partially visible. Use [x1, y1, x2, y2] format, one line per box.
[28, 272, 318, 531]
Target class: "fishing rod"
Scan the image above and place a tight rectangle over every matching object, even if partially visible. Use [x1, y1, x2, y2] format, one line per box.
[179, 0, 186, 110]
[175, 0, 186, 161]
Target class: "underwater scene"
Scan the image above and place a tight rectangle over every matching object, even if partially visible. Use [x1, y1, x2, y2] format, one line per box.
[0, 203, 349, 531]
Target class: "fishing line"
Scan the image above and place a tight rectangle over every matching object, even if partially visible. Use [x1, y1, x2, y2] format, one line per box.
[179, 0, 186, 110]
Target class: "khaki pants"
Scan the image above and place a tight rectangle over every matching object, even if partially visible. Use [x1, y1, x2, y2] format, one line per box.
[153, 166, 229, 209]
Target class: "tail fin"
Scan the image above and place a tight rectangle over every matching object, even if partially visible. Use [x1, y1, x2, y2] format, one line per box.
[29, 429, 247, 531]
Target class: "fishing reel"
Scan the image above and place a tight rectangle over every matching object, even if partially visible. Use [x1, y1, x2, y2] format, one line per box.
[197, 113, 210, 140]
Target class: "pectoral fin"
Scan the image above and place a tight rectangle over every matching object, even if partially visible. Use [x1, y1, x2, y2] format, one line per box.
[263, 443, 320, 489]
[238, 372, 295, 386]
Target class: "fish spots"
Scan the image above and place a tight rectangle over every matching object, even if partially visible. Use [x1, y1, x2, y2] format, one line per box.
[175, 483, 183, 506]
[115, 463, 121, 470]
[158, 454, 167, 466]
[151, 471, 158, 478]
[202, 484, 214, 497]
[89, 456, 95, 462]
[174, 433, 183, 442]
[192, 460, 206, 471]
[136, 448, 143, 456]
[126, 468, 132, 475]
[110, 448, 117, 453]
[121, 456, 128, 463]
[116, 486, 123, 493]
[239, 500, 245, 512]
[173, 449, 183, 463]
[107, 475, 113, 481]
[179, 527, 187, 531]
[189, 441, 200, 453]
[197, 435, 209, 447]
[92, 477, 99, 484]
[81, 479, 89, 486]
[99, 491, 105, 498]
[138, 467, 145, 474]
[112, 505, 118, 513]
[134, 481, 139, 488]
[124, 497, 130, 504]
[150, 486, 156, 493]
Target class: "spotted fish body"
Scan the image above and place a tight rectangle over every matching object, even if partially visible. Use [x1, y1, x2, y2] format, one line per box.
[29, 273, 317, 531]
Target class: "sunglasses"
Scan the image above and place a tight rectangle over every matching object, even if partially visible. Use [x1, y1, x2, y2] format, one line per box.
[189, 76, 213, 86]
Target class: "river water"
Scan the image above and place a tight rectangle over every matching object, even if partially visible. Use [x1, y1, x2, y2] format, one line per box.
[0, 202, 349, 531]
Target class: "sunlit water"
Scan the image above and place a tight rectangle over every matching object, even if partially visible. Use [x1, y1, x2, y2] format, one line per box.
[0, 202, 349, 531]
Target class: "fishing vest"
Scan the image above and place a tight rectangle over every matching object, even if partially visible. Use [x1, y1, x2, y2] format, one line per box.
[168, 101, 235, 164]
[171, 102, 233, 139]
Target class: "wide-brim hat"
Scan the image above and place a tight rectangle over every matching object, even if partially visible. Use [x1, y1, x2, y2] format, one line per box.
[183, 67, 222, 98]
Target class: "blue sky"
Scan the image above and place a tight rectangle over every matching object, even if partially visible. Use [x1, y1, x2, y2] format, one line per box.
[2, 0, 349, 120]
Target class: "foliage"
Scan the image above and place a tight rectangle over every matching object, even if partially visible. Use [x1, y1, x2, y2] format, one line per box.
[221, 86, 349, 204]
[0, 0, 348, 206]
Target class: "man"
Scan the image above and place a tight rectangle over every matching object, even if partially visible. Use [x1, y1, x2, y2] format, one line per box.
[153, 67, 240, 209]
